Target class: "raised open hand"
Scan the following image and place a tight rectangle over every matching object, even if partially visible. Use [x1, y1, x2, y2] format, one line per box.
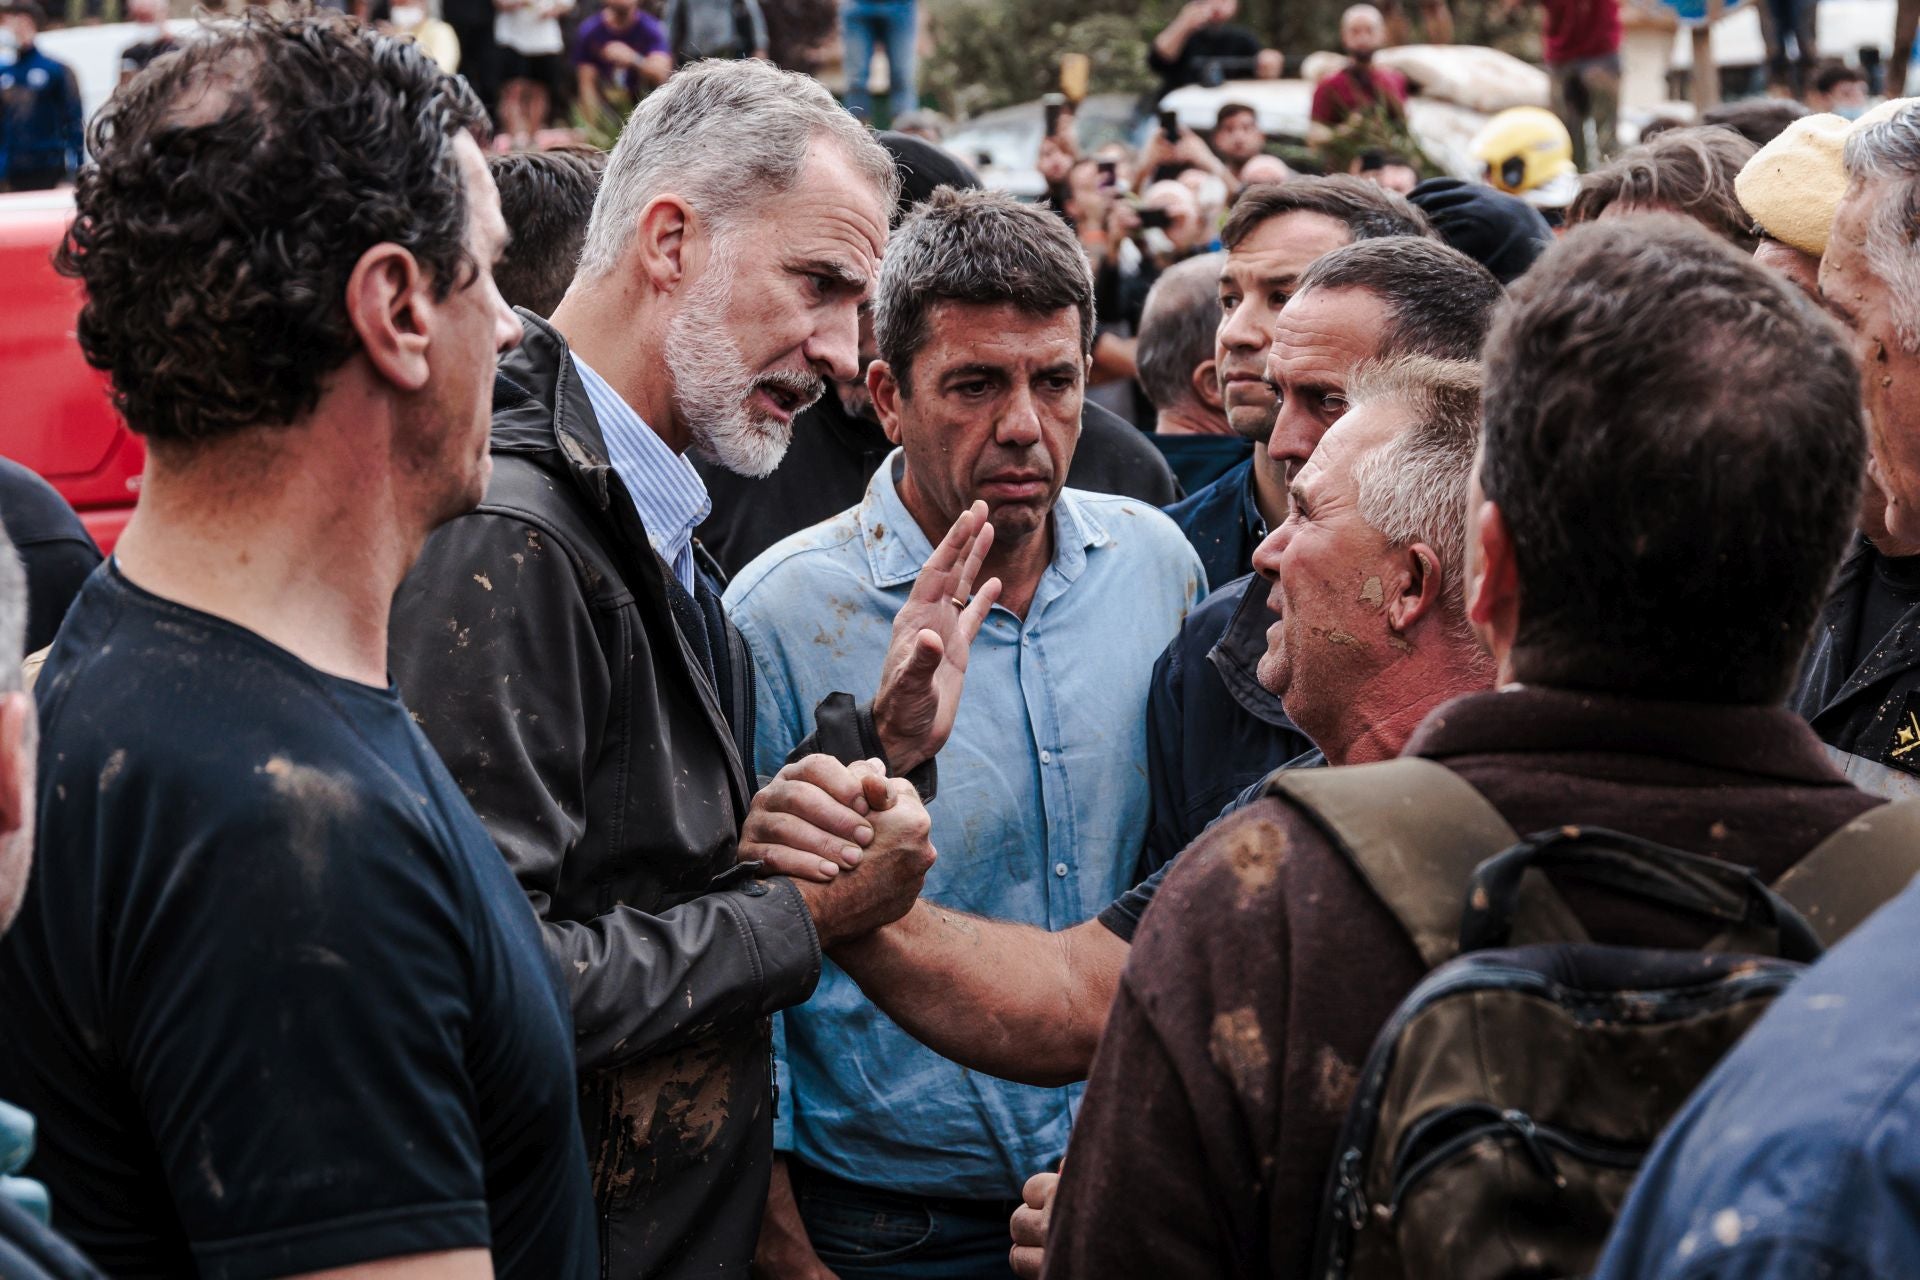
[871, 501, 1001, 774]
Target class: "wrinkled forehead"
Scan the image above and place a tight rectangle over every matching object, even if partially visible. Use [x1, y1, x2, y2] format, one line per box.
[1270, 289, 1386, 380]
[1294, 399, 1394, 498]
[919, 298, 1084, 368]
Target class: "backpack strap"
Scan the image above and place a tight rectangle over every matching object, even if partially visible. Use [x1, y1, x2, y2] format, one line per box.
[1768, 798, 1920, 946]
[1263, 758, 1588, 969]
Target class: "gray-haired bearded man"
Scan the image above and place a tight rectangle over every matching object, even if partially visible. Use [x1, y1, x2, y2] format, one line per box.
[389, 59, 979, 1277]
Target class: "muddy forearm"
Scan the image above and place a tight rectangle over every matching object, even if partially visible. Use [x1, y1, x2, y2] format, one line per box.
[831, 902, 1126, 1087]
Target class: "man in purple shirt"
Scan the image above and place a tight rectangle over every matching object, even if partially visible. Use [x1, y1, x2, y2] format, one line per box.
[573, 0, 670, 120]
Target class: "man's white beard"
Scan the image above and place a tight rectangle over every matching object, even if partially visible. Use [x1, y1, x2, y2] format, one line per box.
[665, 245, 821, 479]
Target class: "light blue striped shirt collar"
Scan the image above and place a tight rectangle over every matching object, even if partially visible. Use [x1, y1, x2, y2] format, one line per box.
[572, 354, 712, 595]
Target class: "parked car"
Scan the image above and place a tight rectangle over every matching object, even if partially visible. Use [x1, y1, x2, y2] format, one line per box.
[941, 93, 1152, 198]
[0, 190, 143, 552]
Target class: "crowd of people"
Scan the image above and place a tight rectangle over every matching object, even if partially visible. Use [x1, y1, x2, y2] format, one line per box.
[0, 0, 925, 181]
[8, 4, 1920, 1280]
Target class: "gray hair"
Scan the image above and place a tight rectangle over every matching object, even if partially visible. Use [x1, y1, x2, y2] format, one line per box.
[1135, 252, 1224, 412]
[1843, 100, 1920, 353]
[0, 521, 25, 691]
[1345, 355, 1484, 634]
[874, 187, 1096, 393]
[577, 59, 898, 279]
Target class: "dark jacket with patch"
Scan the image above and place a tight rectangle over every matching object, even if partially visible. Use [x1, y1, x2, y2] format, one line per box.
[1045, 687, 1880, 1280]
[389, 312, 878, 1278]
[1142, 572, 1312, 874]
[1791, 536, 1920, 798]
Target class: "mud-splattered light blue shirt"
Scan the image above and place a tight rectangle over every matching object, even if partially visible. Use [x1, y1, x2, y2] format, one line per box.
[723, 450, 1204, 1198]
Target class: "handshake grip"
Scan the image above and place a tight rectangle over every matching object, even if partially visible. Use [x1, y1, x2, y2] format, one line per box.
[794, 780, 936, 951]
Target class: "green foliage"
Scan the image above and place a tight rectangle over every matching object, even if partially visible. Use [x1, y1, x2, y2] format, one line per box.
[575, 88, 636, 152]
[920, 0, 1178, 117]
[918, 0, 1526, 120]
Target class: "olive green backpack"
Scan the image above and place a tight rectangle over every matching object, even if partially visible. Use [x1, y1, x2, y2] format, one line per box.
[1259, 758, 1920, 1280]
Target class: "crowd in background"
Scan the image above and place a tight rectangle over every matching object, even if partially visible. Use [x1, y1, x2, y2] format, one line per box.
[9, 2, 1920, 1280]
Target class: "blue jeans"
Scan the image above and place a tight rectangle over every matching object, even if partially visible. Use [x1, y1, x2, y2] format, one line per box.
[793, 1162, 1018, 1278]
[842, 0, 917, 122]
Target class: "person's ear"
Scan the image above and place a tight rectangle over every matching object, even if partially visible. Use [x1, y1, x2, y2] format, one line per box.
[1385, 542, 1444, 635]
[870, 360, 906, 446]
[632, 194, 696, 295]
[1192, 356, 1225, 411]
[345, 243, 432, 393]
[0, 691, 33, 844]
[1466, 498, 1521, 666]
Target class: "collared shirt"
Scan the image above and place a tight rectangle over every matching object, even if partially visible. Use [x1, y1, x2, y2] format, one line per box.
[573, 355, 711, 595]
[724, 451, 1205, 1198]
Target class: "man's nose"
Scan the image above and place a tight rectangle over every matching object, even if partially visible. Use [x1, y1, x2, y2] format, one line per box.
[1220, 300, 1268, 353]
[996, 385, 1043, 447]
[1251, 521, 1290, 582]
[804, 302, 862, 384]
[494, 289, 523, 356]
[1266, 401, 1319, 476]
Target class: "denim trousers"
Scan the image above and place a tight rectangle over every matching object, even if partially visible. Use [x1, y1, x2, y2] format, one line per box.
[842, 0, 917, 122]
[792, 1161, 1019, 1278]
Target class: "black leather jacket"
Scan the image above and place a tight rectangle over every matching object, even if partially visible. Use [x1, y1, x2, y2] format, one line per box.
[390, 312, 886, 1277]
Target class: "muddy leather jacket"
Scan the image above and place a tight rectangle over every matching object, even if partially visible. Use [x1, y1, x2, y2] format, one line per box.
[390, 312, 897, 1277]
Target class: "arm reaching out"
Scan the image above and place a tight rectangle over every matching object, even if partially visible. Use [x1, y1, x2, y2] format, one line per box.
[831, 904, 1130, 1087]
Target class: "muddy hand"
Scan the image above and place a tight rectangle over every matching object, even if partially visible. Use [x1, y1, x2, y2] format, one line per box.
[740, 755, 889, 883]
[872, 501, 1000, 775]
[794, 778, 935, 948]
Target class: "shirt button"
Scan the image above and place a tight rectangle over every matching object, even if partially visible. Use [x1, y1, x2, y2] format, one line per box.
[1040, 750, 1053, 764]
[1054, 862, 1069, 877]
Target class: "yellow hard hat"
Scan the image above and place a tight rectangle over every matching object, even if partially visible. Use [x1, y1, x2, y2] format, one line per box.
[1472, 106, 1577, 195]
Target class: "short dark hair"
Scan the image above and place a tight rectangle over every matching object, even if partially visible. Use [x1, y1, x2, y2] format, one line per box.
[1480, 216, 1864, 704]
[490, 147, 608, 316]
[1222, 174, 1431, 250]
[59, 12, 486, 452]
[2, 1, 46, 28]
[1702, 97, 1809, 148]
[874, 187, 1094, 395]
[1215, 102, 1257, 131]
[1814, 60, 1866, 95]
[1293, 236, 1503, 361]
[1568, 127, 1759, 251]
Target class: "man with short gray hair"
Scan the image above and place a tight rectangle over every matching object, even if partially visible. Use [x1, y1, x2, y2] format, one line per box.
[1135, 251, 1252, 495]
[391, 58, 969, 1277]
[725, 187, 1204, 1278]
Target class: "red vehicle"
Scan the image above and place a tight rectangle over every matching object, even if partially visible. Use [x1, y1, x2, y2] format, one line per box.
[0, 190, 144, 553]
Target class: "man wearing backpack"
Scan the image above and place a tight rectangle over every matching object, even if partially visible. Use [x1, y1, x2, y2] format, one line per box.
[1040, 214, 1877, 1280]
[1587, 98, 1920, 1280]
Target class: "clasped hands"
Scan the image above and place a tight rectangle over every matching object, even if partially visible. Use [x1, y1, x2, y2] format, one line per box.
[739, 502, 998, 946]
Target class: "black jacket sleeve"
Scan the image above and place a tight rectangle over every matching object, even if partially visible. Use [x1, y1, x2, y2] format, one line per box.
[390, 508, 821, 1072]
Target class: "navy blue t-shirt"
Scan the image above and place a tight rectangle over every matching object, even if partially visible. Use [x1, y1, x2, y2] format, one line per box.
[0, 564, 597, 1280]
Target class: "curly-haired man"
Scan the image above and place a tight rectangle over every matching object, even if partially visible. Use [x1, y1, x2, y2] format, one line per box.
[0, 15, 600, 1279]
